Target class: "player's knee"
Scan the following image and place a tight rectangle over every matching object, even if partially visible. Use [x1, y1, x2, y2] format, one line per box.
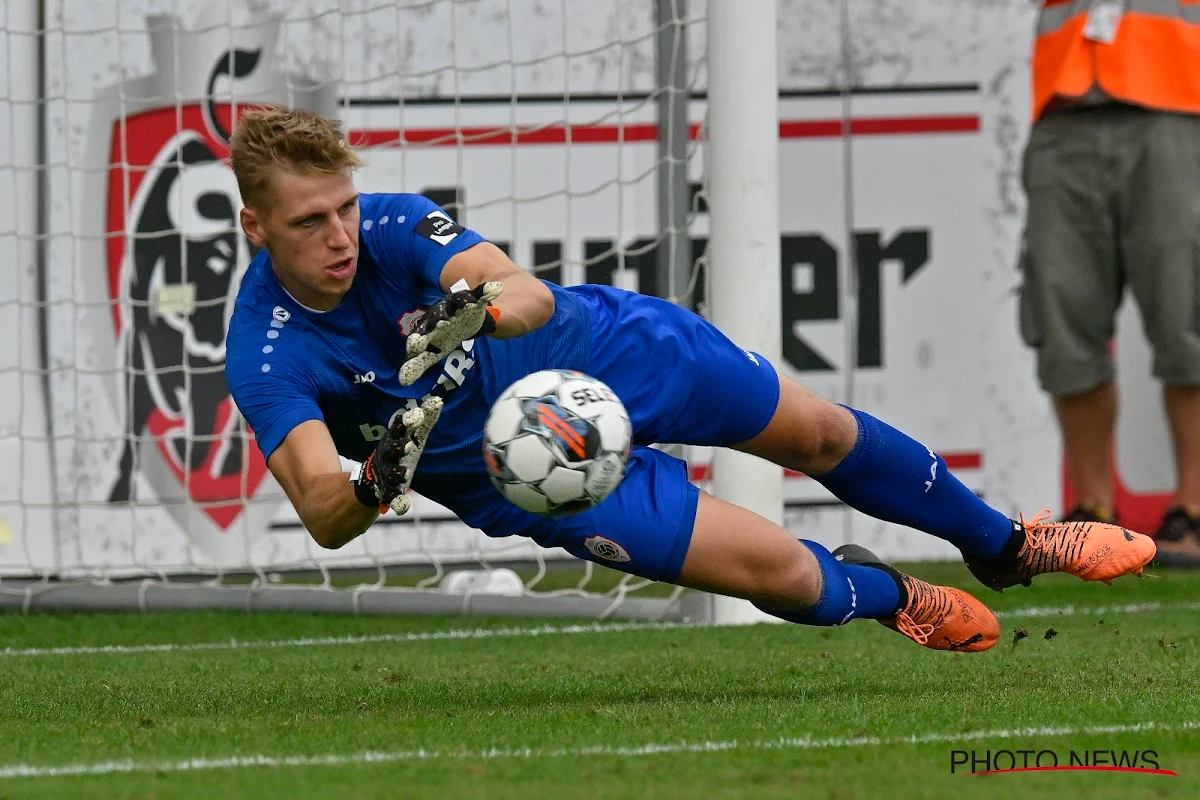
[785, 402, 858, 476]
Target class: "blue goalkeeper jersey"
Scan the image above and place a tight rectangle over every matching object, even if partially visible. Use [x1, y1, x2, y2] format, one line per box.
[226, 190, 780, 555]
[225, 192, 496, 474]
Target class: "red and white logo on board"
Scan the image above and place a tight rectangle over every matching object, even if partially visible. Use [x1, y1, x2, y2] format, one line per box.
[92, 5, 334, 534]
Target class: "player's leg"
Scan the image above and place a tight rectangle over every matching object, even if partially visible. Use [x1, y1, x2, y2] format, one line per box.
[537, 282, 1153, 591]
[680, 492, 1000, 652]
[569, 281, 1155, 591]
[545, 445, 999, 652]
[732, 377, 1020, 558]
[736, 372, 1156, 590]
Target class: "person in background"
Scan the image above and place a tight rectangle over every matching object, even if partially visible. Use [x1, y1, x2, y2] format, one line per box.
[1018, 0, 1200, 564]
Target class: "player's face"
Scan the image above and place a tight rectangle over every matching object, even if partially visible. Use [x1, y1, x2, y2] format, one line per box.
[241, 167, 360, 311]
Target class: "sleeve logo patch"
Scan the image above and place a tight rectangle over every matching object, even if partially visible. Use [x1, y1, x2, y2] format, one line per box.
[583, 534, 631, 563]
[398, 308, 426, 336]
[415, 210, 463, 245]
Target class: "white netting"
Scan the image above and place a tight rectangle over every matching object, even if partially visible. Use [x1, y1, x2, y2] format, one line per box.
[4, 0, 1097, 614]
[1, 0, 708, 617]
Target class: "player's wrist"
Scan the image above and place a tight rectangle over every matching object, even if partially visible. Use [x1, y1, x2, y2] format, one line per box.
[348, 458, 383, 509]
[476, 305, 501, 337]
[352, 477, 381, 509]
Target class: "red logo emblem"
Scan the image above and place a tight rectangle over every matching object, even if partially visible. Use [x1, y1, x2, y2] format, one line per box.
[105, 104, 267, 529]
[97, 13, 334, 536]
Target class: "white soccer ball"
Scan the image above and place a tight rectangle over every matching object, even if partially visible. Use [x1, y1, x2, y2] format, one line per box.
[483, 369, 632, 516]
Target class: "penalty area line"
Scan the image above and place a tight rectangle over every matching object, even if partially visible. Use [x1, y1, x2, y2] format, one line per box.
[1, 720, 1197, 779]
[2, 600, 1196, 659]
[0, 620, 686, 658]
[994, 600, 1200, 620]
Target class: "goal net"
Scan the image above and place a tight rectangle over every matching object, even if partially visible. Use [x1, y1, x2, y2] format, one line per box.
[0, 0, 714, 619]
[2, 0, 1083, 618]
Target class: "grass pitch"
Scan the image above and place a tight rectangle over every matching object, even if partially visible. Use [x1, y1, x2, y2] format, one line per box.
[0, 563, 1198, 799]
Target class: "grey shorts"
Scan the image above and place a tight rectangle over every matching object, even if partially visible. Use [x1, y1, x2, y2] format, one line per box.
[1019, 105, 1200, 395]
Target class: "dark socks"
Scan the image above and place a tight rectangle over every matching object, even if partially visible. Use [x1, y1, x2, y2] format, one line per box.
[813, 407, 1019, 559]
[755, 539, 903, 626]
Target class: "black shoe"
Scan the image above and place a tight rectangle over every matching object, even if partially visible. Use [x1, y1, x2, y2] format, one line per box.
[1153, 508, 1200, 568]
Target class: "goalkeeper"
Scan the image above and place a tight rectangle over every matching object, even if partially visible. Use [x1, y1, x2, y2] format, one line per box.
[225, 109, 1155, 653]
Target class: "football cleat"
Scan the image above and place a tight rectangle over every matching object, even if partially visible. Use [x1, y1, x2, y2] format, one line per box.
[964, 509, 1156, 591]
[834, 544, 1000, 653]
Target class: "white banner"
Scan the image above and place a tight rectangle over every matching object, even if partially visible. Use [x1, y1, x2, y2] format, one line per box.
[21, 0, 1172, 574]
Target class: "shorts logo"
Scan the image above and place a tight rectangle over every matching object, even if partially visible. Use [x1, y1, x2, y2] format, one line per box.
[583, 535, 631, 563]
[415, 210, 463, 245]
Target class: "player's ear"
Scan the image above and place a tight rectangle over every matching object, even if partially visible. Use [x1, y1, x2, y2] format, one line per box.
[240, 206, 266, 248]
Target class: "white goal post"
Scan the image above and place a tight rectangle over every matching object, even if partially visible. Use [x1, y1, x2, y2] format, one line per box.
[703, 0, 783, 625]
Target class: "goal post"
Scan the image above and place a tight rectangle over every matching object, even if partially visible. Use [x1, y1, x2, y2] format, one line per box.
[703, 0, 785, 625]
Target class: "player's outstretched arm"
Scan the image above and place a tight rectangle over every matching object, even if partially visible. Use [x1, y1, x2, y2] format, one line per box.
[268, 420, 380, 549]
[439, 242, 554, 339]
[399, 243, 558, 386]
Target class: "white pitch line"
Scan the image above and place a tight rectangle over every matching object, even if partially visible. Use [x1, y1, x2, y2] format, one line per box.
[1, 600, 1194, 659]
[0, 620, 684, 658]
[995, 600, 1200, 619]
[2, 720, 1197, 780]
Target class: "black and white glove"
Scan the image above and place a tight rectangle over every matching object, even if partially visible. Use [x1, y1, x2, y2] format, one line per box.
[351, 396, 443, 515]
[399, 281, 503, 386]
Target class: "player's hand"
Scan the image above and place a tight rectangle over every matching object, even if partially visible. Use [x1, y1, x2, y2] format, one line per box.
[399, 281, 503, 386]
[353, 397, 443, 515]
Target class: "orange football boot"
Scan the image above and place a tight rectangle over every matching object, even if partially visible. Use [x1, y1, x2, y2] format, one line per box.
[834, 544, 1000, 652]
[965, 510, 1157, 591]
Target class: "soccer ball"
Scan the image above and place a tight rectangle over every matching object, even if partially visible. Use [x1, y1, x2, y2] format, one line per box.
[483, 369, 632, 516]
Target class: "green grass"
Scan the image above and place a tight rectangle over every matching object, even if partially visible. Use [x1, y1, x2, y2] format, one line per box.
[0, 564, 1197, 799]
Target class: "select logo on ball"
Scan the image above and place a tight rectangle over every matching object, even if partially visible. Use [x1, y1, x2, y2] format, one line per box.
[583, 535, 631, 563]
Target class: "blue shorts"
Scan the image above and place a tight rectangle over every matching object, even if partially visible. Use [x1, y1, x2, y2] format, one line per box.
[418, 284, 780, 583]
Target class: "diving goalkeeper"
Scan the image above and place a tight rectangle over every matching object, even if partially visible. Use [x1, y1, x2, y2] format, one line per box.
[224, 109, 1155, 653]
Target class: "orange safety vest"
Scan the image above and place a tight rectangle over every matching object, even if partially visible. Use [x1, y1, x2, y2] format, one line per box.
[1033, 0, 1200, 120]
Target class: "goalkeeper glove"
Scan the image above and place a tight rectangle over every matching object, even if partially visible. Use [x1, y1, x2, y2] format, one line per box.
[351, 396, 443, 515]
[399, 281, 503, 386]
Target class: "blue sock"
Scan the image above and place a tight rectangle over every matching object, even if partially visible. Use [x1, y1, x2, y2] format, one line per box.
[814, 407, 1016, 558]
[755, 539, 902, 626]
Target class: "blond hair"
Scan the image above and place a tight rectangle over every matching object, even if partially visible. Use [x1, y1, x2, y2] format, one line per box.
[229, 108, 363, 211]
